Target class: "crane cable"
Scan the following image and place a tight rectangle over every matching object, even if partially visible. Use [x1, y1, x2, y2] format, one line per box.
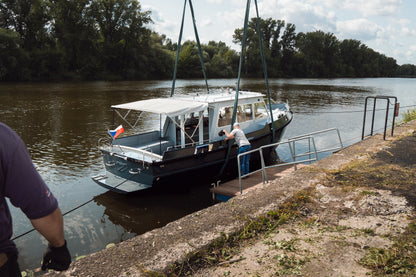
[171, 0, 209, 97]
[219, 0, 275, 177]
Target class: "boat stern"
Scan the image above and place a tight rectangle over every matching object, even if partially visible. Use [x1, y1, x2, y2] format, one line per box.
[92, 171, 152, 194]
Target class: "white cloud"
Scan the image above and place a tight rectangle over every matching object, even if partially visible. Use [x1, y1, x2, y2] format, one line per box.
[139, 0, 416, 64]
[200, 18, 213, 28]
[339, 0, 402, 17]
[336, 19, 383, 41]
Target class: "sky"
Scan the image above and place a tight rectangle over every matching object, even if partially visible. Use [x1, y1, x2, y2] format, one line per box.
[139, 0, 416, 65]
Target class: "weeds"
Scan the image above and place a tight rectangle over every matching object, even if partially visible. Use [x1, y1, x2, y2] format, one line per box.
[359, 221, 416, 275]
[166, 189, 315, 276]
[400, 108, 416, 124]
[274, 254, 308, 276]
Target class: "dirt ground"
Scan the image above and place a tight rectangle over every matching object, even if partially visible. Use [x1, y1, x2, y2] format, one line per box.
[186, 130, 416, 276]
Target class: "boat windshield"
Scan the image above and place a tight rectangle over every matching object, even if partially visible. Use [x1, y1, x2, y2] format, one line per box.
[254, 102, 269, 119]
[218, 104, 254, 127]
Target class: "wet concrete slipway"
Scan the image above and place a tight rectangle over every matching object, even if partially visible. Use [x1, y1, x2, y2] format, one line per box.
[45, 119, 416, 277]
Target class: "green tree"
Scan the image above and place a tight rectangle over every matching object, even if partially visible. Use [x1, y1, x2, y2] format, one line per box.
[91, 0, 151, 79]
[0, 0, 51, 50]
[51, 0, 100, 78]
[145, 32, 174, 79]
[396, 64, 416, 77]
[279, 22, 297, 77]
[0, 28, 28, 80]
[233, 17, 296, 77]
[176, 42, 203, 78]
[339, 39, 362, 77]
[296, 31, 340, 77]
[0, 0, 59, 80]
[203, 41, 236, 78]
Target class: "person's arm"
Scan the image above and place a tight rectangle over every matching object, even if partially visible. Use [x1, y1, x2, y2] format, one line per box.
[1, 124, 71, 271]
[31, 208, 71, 271]
[30, 207, 65, 248]
[223, 129, 235, 140]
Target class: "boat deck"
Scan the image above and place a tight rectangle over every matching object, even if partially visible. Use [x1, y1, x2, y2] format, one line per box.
[210, 164, 307, 200]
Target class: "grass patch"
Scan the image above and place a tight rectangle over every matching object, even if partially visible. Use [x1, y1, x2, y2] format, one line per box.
[323, 131, 416, 276]
[274, 253, 308, 276]
[165, 189, 315, 276]
[359, 221, 416, 275]
[400, 108, 416, 124]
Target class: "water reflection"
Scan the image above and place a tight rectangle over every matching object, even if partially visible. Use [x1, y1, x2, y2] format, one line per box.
[1, 78, 415, 270]
[94, 183, 214, 234]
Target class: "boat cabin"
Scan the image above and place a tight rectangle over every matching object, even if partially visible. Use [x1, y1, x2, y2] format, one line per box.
[107, 90, 280, 162]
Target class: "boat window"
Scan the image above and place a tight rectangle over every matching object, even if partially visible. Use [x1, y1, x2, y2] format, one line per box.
[218, 104, 253, 127]
[183, 112, 209, 143]
[237, 104, 252, 123]
[218, 106, 234, 127]
[254, 102, 268, 119]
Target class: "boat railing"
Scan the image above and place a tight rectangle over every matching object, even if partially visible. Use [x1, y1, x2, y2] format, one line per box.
[166, 139, 212, 151]
[237, 136, 318, 194]
[110, 145, 163, 165]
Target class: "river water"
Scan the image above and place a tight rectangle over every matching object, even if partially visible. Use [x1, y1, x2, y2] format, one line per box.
[0, 78, 415, 270]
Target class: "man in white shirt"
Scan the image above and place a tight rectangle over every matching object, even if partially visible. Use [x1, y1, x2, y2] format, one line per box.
[223, 123, 251, 176]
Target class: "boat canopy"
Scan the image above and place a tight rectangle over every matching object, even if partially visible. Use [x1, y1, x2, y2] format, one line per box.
[111, 98, 208, 117]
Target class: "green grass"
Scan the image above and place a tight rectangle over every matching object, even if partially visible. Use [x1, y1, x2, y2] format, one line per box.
[359, 222, 416, 275]
[165, 189, 315, 276]
[400, 108, 416, 123]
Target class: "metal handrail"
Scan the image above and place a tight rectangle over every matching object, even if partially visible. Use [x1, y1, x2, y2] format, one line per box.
[362, 96, 398, 140]
[289, 128, 343, 167]
[237, 136, 318, 194]
[236, 128, 344, 195]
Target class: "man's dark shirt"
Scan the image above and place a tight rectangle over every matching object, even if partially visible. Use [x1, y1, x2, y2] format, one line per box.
[0, 123, 58, 254]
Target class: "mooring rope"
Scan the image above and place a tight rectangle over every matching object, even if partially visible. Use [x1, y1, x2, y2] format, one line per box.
[12, 173, 136, 241]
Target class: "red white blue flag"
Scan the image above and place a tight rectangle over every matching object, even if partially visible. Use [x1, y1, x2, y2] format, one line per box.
[109, 125, 124, 139]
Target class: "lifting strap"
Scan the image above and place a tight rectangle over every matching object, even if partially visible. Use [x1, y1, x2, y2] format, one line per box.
[171, 0, 209, 97]
[218, 0, 276, 177]
[254, 0, 275, 142]
[218, 0, 251, 177]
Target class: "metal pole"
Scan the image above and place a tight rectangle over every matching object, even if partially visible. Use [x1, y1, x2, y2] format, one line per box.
[237, 153, 242, 194]
[371, 97, 376, 136]
[362, 97, 369, 140]
[288, 140, 297, 171]
[383, 99, 390, 140]
[391, 97, 398, 136]
[259, 148, 268, 184]
[311, 137, 318, 162]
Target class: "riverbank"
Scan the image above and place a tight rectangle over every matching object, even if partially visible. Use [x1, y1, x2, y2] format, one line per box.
[45, 119, 415, 277]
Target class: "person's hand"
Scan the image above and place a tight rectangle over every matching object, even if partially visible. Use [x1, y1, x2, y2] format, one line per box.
[42, 240, 71, 271]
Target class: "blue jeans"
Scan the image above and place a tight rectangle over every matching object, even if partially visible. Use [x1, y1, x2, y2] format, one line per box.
[238, 145, 251, 176]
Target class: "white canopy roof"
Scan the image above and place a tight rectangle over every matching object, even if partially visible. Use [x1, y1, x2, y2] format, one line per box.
[111, 98, 208, 117]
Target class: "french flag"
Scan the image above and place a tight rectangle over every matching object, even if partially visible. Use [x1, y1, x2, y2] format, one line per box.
[109, 125, 124, 139]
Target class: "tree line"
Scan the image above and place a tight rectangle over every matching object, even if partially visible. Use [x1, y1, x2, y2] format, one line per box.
[0, 0, 414, 82]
